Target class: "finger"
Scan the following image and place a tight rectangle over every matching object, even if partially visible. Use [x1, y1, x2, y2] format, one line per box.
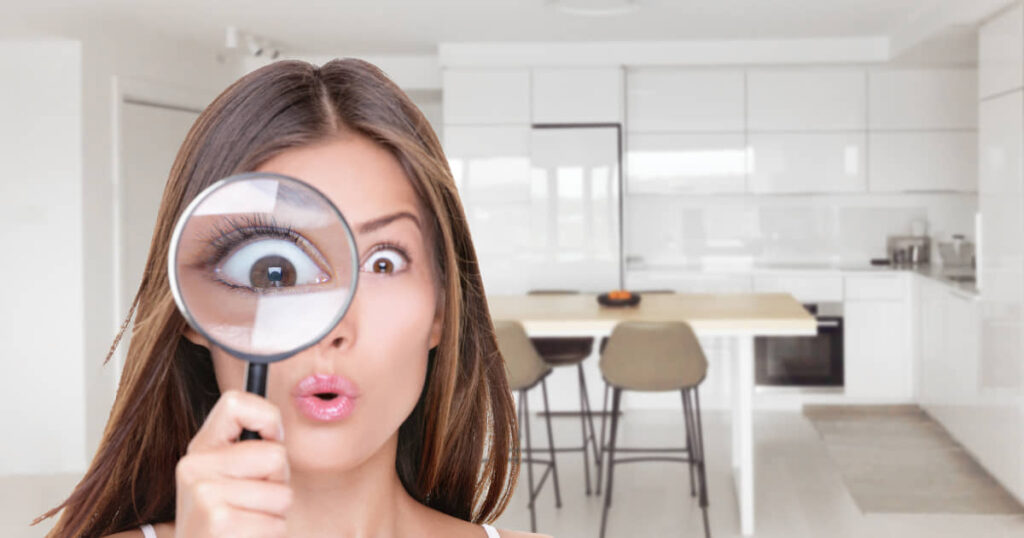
[180, 441, 290, 484]
[190, 390, 284, 451]
[192, 479, 292, 517]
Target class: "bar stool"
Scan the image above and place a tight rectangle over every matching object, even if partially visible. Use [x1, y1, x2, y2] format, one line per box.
[493, 320, 562, 533]
[596, 321, 711, 538]
[526, 289, 600, 495]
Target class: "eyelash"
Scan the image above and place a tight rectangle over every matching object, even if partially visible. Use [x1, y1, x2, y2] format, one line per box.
[202, 214, 305, 268]
[362, 241, 411, 274]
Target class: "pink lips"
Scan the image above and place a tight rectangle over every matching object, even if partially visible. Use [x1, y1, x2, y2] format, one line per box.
[292, 374, 359, 422]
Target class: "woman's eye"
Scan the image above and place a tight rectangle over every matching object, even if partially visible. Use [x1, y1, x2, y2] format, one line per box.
[216, 238, 330, 290]
[361, 248, 408, 275]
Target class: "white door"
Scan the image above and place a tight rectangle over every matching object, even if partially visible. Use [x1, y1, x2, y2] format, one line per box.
[118, 101, 198, 360]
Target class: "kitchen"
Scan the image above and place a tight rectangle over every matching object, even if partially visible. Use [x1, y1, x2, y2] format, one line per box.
[2, 1, 1024, 537]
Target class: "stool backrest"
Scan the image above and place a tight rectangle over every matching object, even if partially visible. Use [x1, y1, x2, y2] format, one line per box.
[493, 320, 552, 391]
[599, 321, 708, 391]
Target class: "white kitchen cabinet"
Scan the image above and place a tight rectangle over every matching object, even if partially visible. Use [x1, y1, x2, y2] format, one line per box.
[443, 125, 531, 295]
[626, 68, 745, 132]
[979, 91, 1024, 301]
[442, 69, 530, 125]
[868, 132, 978, 192]
[626, 132, 746, 194]
[979, 4, 1024, 100]
[531, 67, 622, 124]
[868, 69, 977, 130]
[748, 132, 866, 193]
[844, 274, 912, 401]
[747, 69, 866, 131]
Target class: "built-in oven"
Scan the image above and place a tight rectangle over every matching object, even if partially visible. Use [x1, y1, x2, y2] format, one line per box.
[755, 303, 843, 387]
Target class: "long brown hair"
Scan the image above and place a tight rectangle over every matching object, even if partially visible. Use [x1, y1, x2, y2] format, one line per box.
[37, 58, 519, 537]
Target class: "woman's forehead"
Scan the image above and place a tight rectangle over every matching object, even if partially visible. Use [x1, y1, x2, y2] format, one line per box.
[255, 136, 421, 228]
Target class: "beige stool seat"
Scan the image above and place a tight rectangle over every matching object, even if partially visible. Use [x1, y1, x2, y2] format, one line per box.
[600, 321, 708, 391]
[597, 320, 711, 538]
[493, 320, 562, 532]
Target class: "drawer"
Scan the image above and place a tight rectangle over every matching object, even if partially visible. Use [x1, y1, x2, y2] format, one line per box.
[752, 275, 843, 302]
[844, 274, 907, 301]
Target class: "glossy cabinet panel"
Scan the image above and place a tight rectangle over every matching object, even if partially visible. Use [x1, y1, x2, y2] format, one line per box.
[747, 69, 866, 131]
[868, 132, 978, 192]
[627, 132, 746, 194]
[979, 4, 1024, 100]
[443, 125, 531, 294]
[868, 69, 977, 130]
[626, 68, 745, 132]
[531, 67, 622, 123]
[442, 69, 530, 124]
[748, 132, 867, 193]
[845, 299, 913, 401]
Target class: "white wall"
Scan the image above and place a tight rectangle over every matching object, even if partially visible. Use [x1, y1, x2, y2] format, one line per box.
[0, 40, 85, 473]
[0, 25, 241, 475]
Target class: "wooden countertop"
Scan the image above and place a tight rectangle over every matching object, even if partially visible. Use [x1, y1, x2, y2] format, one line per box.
[487, 292, 817, 337]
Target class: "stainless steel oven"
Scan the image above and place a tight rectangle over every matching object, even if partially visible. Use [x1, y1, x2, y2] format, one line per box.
[755, 303, 843, 387]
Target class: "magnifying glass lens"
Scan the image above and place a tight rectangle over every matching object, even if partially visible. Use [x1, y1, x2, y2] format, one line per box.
[170, 174, 358, 362]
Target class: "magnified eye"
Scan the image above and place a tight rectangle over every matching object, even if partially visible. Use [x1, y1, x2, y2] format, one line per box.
[362, 247, 408, 275]
[218, 239, 330, 290]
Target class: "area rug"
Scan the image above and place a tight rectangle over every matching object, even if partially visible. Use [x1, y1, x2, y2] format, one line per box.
[802, 404, 1023, 514]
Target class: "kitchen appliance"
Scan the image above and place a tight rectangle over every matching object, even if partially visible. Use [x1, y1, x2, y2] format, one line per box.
[887, 235, 930, 266]
[937, 234, 975, 268]
[755, 303, 844, 387]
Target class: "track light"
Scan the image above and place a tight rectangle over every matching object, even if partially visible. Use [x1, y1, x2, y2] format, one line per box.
[224, 26, 283, 59]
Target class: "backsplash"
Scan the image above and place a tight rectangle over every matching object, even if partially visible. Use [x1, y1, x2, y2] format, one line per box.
[626, 192, 978, 268]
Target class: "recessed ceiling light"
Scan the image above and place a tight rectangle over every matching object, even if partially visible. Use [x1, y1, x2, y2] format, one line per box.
[548, 0, 640, 17]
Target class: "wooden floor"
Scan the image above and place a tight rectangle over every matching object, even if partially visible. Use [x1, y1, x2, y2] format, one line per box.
[6, 411, 1024, 537]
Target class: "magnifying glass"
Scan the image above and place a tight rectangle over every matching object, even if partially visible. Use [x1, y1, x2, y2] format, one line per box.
[168, 172, 359, 440]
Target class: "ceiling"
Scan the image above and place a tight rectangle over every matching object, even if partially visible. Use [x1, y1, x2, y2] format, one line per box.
[6, 0, 979, 56]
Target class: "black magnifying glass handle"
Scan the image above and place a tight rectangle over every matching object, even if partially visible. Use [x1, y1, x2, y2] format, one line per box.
[240, 362, 269, 441]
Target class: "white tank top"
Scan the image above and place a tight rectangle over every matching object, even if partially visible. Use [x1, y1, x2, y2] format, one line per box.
[141, 522, 500, 537]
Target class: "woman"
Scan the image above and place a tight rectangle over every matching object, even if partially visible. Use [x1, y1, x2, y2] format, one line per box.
[37, 59, 541, 538]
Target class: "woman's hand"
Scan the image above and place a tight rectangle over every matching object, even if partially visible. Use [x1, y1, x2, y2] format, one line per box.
[175, 390, 292, 538]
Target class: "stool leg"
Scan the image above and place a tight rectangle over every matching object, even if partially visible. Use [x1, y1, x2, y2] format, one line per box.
[596, 381, 610, 494]
[681, 388, 697, 498]
[578, 363, 601, 467]
[599, 388, 622, 538]
[521, 390, 537, 533]
[693, 387, 711, 538]
[575, 364, 592, 495]
[540, 379, 562, 509]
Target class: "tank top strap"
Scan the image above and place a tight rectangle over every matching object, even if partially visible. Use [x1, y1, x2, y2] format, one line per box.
[139, 524, 157, 538]
[481, 523, 500, 538]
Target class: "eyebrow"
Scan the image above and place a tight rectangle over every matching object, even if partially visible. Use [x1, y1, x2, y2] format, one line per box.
[355, 211, 422, 235]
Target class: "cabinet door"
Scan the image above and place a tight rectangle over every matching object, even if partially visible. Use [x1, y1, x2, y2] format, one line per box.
[443, 126, 531, 294]
[979, 91, 1024, 301]
[626, 68, 745, 132]
[916, 280, 946, 407]
[627, 132, 746, 194]
[747, 69, 866, 131]
[844, 300, 913, 401]
[868, 69, 977, 130]
[442, 69, 530, 125]
[531, 67, 622, 123]
[979, 4, 1024, 100]
[868, 132, 977, 192]
[748, 132, 866, 193]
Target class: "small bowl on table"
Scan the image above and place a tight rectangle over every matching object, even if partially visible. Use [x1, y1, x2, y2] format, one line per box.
[597, 290, 641, 307]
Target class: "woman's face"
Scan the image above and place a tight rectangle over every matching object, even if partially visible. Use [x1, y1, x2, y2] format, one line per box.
[185, 134, 444, 473]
